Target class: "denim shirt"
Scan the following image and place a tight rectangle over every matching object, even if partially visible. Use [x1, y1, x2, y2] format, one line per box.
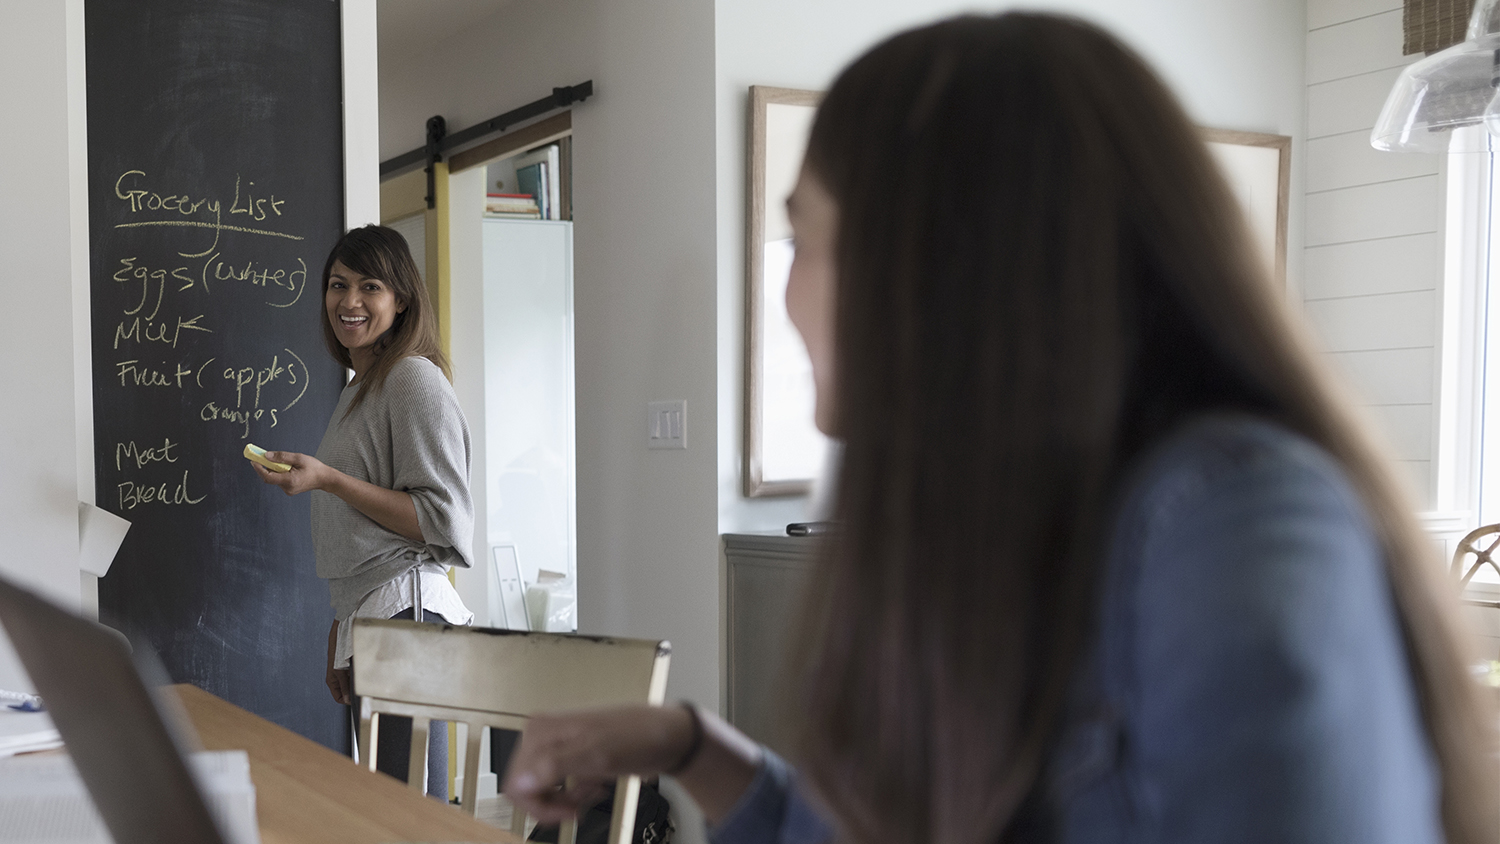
[710, 414, 1442, 844]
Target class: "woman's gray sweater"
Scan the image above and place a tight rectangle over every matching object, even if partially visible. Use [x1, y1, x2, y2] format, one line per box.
[310, 355, 474, 620]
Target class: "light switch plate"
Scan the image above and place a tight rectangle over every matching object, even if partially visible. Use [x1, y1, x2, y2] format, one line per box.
[648, 400, 687, 449]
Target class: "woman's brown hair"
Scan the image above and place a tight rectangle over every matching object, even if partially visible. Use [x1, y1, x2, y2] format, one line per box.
[320, 224, 450, 412]
[791, 13, 1496, 844]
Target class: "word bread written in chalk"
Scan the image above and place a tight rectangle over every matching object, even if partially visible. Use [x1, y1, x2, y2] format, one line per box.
[116, 470, 206, 510]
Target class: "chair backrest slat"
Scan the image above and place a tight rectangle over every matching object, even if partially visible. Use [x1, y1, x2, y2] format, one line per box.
[354, 620, 672, 714]
[352, 619, 671, 844]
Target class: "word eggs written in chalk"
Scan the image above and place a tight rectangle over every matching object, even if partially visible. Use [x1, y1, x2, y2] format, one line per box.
[98, 167, 325, 513]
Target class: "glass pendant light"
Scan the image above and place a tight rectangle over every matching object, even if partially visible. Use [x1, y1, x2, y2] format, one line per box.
[1372, 0, 1500, 153]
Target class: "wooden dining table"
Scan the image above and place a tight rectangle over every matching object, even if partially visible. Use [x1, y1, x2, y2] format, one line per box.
[173, 684, 521, 844]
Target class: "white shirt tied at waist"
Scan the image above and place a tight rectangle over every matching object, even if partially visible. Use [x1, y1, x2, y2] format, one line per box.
[333, 564, 473, 669]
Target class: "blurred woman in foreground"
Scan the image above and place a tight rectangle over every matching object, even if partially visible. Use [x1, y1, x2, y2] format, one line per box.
[505, 13, 1497, 843]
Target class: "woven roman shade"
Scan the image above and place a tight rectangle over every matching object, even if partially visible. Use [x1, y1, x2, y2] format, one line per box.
[1405, 0, 1477, 54]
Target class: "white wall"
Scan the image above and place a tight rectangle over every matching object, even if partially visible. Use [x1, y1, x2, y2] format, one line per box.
[0, 0, 88, 690]
[447, 165, 489, 638]
[714, 0, 1311, 534]
[381, 0, 724, 715]
[343, 0, 381, 229]
[1303, 0, 1439, 508]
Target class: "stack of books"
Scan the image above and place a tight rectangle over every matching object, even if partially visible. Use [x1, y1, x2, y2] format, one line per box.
[515, 144, 562, 221]
[485, 192, 542, 219]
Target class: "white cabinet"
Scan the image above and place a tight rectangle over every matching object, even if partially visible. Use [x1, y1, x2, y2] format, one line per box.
[482, 219, 575, 614]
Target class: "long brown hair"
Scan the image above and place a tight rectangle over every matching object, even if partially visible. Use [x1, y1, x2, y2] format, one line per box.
[320, 224, 450, 412]
[792, 13, 1496, 844]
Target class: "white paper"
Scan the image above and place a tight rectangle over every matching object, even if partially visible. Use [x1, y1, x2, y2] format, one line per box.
[77, 503, 130, 578]
[0, 750, 258, 844]
[0, 708, 61, 757]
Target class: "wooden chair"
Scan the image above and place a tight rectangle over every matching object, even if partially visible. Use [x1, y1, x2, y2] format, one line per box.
[1452, 523, 1500, 608]
[353, 618, 671, 844]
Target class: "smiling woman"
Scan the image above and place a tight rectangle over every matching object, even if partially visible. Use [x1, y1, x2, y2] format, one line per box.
[249, 224, 476, 799]
[327, 258, 407, 360]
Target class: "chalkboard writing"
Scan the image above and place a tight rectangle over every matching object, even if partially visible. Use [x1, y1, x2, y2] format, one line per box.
[86, 0, 347, 751]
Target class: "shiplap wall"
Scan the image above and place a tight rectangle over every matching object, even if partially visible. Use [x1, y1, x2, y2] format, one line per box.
[1305, 0, 1442, 508]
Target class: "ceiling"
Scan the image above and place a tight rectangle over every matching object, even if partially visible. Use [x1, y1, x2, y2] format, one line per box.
[376, 0, 516, 65]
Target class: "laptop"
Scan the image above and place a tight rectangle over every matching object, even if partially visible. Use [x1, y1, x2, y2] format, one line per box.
[0, 574, 227, 844]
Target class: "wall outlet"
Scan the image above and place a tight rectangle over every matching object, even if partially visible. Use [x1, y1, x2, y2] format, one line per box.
[648, 400, 687, 449]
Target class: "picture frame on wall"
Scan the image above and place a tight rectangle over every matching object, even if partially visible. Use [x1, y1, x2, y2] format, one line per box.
[744, 85, 824, 498]
[741, 86, 1292, 499]
[1201, 127, 1292, 288]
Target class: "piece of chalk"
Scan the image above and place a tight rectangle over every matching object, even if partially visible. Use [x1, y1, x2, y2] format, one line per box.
[243, 443, 292, 473]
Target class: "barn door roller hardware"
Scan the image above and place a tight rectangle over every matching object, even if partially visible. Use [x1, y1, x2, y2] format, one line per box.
[380, 81, 594, 208]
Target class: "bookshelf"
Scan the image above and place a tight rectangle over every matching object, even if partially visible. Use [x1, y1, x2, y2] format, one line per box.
[484, 136, 572, 221]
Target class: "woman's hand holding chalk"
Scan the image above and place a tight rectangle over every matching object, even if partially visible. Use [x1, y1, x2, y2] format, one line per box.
[244, 443, 292, 473]
[249, 447, 333, 498]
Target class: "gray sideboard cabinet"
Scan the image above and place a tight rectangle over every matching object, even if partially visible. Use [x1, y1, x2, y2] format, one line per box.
[722, 533, 821, 755]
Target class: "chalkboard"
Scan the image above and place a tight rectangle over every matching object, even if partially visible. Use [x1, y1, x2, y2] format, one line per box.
[86, 0, 347, 751]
